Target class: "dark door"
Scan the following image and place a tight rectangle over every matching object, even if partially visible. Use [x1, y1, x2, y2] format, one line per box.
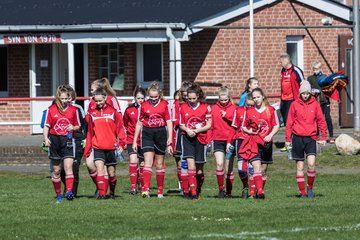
[338, 35, 353, 127]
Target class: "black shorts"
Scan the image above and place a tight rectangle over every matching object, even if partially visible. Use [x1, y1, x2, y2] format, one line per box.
[248, 142, 273, 164]
[141, 126, 167, 155]
[181, 135, 207, 164]
[127, 144, 144, 160]
[291, 135, 317, 161]
[213, 140, 226, 153]
[173, 129, 182, 158]
[93, 149, 117, 166]
[48, 134, 75, 161]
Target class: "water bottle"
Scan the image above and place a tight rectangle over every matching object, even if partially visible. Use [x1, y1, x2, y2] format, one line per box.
[114, 144, 125, 162]
[287, 144, 293, 160]
[66, 131, 73, 148]
[226, 144, 234, 160]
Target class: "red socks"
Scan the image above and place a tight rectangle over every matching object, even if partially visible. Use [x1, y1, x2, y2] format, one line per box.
[296, 175, 306, 195]
[253, 172, 264, 195]
[129, 163, 138, 191]
[142, 167, 152, 192]
[216, 169, 224, 191]
[89, 169, 97, 185]
[156, 168, 165, 195]
[188, 170, 197, 196]
[307, 170, 316, 190]
[65, 174, 74, 193]
[96, 175, 106, 197]
[226, 172, 234, 195]
[181, 169, 189, 194]
[249, 175, 256, 196]
[109, 176, 117, 195]
[262, 175, 267, 189]
[52, 175, 62, 196]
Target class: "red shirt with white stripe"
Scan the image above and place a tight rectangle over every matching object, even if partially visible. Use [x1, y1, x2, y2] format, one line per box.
[211, 101, 236, 142]
[45, 104, 80, 136]
[123, 103, 141, 145]
[85, 104, 126, 155]
[231, 106, 247, 141]
[243, 106, 279, 142]
[88, 95, 122, 114]
[180, 102, 212, 144]
[139, 99, 171, 128]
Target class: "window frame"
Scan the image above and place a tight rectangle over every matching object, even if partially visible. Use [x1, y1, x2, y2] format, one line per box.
[136, 43, 163, 88]
[286, 36, 304, 71]
[98, 43, 124, 86]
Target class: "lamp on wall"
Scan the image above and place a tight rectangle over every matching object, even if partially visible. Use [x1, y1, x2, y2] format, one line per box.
[321, 17, 333, 26]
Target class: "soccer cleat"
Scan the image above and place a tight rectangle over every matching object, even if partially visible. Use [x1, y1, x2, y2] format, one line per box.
[225, 194, 232, 199]
[218, 190, 226, 199]
[157, 194, 164, 199]
[329, 138, 335, 144]
[65, 191, 74, 201]
[257, 193, 265, 199]
[307, 188, 314, 199]
[129, 189, 137, 195]
[94, 189, 99, 198]
[280, 146, 287, 152]
[109, 194, 116, 200]
[142, 191, 150, 198]
[241, 187, 249, 199]
[56, 195, 63, 202]
[97, 195, 106, 200]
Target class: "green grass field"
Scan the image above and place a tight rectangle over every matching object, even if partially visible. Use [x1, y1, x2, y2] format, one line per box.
[1, 146, 360, 240]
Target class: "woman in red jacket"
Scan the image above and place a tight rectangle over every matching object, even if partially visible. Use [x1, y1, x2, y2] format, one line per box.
[84, 89, 126, 199]
[85, 78, 122, 196]
[124, 86, 146, 194]
[241, 88, 279, 199]
[285, 80, 326, 198]
[211, 86, 237, 198]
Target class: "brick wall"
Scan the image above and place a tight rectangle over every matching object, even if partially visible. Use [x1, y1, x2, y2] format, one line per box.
[0, 101, 31, 135]
[181, 0, 353, 127]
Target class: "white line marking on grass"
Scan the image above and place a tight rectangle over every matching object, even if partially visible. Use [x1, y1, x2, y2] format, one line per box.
[190, 223, 360, 239]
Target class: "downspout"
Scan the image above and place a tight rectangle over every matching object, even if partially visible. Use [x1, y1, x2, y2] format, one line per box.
[166, 27, 176, 98]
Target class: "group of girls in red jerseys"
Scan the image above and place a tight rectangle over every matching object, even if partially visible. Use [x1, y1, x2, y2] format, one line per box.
[44, 76, 325, 201]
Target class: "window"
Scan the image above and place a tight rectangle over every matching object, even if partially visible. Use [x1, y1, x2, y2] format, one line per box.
[137, 43, 163, 88]
[286, 36, 304, 71]
[98, 43, 124, 89]
[0, 46, 8, 97]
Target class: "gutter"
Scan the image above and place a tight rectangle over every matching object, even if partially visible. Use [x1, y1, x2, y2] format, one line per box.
[0, 23, 187, 32]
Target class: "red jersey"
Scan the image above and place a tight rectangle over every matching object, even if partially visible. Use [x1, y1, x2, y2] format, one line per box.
[180, 102, 212, 144]
[88, 95, 122, 113]
[45, 104, 80, 136]
[286, 96, 327, 142]
[139, 99, 171, 128]
[85, 104, 126, 156]
[243, 106, 279, 142]
[211, 101, 236, 142]
[231, 106, 247, 141]
[280, 65, 304, 101]
[123, 103, 141, 145]
[171, 99, 180, 128]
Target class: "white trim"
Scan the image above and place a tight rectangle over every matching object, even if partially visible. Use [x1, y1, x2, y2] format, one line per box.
[61, 31, 188, 44]
[296, 0, 351, 21]
[190, 0, 278, 34]
[286, 36, 304, 71]
[136, 43, 164, 89]
[67, 43, 75, 88]
[83, 43, 89, 97]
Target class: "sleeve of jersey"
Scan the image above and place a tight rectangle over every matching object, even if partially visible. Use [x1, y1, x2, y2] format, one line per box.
[205, 105, 212, 122]
[270, 107, 279, 127]
[179, 107, 185, 126]
[164, 101, 171, 122]
[316, 103, 327, 141]
[115, 112, 127, 149]
[44, 108, 51, 128]
[123, 109, 129, 128]
[84, 114, 94, 157]
[110, 96, 122, 114]
[285, 104, 295, 142]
